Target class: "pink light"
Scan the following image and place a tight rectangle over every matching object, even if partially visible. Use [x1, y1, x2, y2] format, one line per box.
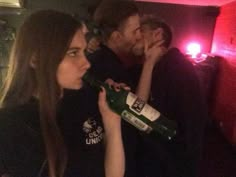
[187, 43, 201, 58]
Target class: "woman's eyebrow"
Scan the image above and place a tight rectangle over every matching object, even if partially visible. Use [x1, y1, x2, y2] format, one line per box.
[67, 47, 80, 50]
[66, 47, 82, 53]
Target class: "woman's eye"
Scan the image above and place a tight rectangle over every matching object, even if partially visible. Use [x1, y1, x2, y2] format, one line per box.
[67, 49, 79, 57]
[67, 51, 77, 57]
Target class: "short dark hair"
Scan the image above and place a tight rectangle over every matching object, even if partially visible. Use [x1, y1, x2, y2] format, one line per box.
[141, 16, 172, 48]
[94, 0, 139, 41]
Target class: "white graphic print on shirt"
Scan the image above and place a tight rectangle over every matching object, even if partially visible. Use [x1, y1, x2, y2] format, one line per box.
[83, 118, 103, 145]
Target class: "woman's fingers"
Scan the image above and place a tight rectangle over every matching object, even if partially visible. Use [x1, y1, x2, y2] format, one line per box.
[116, 83, 131, 91]
[98, 87, 106, 106]
[105, 79, 130, 91]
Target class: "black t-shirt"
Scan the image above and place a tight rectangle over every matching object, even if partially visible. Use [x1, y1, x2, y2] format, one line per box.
[89, 44, 141, 177]
[137, 48, 208, 177]
[0, 98, 45, 177]
[0, 89, 105, 177]
[59, 87, 105, 177]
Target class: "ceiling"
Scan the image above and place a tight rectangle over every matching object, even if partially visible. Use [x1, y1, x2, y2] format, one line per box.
[0, 0, 236, 8]
[136, 0, 236, 6]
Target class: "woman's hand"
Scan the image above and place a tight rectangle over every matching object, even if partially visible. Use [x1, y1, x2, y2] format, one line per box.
[98, 79, 130, 134]
[98, 86, 121, 135]
[98, 79, 128, 177]
[144, 39, 167, 66]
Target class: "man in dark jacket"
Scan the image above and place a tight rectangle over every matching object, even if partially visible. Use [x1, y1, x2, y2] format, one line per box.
[88, 1, 166, 176]
[136, 16, 208, 177]
[88, 1, 142, 176]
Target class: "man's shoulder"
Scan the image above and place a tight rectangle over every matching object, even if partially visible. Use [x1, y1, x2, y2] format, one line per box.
[87, 45, 127, 82]
[164, 48, 194, 70]
[165, 48, 186, 62]
[88, 44, 118, 64]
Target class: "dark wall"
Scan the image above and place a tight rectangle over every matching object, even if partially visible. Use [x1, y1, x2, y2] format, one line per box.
[25, 0, 101, 19]
[0, 0, 100, 87]
[136, 1, 219, 54]
[0, 0, 102, 24]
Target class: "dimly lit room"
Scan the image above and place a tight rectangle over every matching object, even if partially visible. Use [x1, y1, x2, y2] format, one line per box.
[0, 0, 235, 177]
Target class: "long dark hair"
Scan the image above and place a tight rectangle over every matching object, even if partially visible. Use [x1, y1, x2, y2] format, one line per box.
[0, 10, 82, 177]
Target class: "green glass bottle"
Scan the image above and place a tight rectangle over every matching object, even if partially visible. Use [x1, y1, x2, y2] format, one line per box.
[82, 72, 177, 140]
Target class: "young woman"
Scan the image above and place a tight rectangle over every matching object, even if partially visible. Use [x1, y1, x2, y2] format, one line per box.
[0, 10, 124, 177]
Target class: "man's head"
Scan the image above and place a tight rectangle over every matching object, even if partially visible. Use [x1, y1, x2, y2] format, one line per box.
[132, 15, 173, 56]
[141, 15, 172, 48]
[94, 0, 141, 57]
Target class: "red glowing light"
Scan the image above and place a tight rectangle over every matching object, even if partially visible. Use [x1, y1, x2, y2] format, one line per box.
[187, 43, 201, 58]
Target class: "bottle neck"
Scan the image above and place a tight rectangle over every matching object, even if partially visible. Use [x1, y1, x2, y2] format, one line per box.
[82, 71, 104, 91]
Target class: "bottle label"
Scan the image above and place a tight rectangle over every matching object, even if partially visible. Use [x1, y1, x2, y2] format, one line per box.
[121, 110, 151, 132]
[126, 92, 160, 122]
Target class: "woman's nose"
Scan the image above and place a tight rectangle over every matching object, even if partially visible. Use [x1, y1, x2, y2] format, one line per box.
[84, 57, 91, 70]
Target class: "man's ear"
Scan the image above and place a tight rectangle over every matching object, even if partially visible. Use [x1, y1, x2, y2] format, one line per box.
[110, 30, 122, 42]
[30, 56, 38, 68]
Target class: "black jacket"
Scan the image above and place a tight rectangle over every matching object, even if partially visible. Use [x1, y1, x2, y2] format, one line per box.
[137, 48, 208, 177]
[89, 44, 141, 177]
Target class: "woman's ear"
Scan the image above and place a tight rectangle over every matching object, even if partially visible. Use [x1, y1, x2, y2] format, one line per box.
[153, 28, 164, 41]
[30, 56, 38, 68]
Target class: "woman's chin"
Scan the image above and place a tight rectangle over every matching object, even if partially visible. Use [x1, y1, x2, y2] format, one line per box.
[66, 84, 83, 90]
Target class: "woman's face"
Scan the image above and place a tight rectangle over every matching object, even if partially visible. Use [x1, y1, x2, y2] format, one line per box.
[57, 29, 91, 90]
